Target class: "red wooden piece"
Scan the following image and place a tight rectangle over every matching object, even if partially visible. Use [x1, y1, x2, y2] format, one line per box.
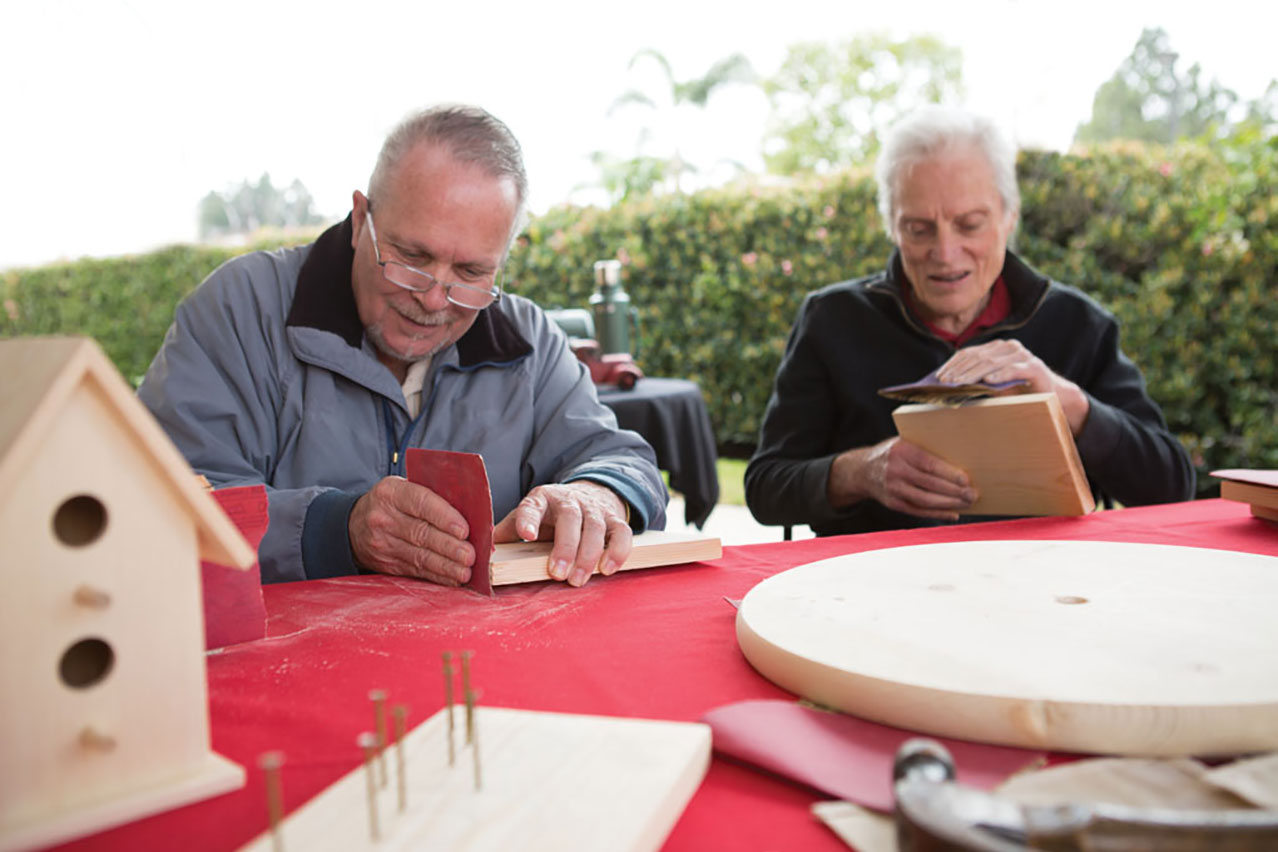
[201, 485, 268, 650]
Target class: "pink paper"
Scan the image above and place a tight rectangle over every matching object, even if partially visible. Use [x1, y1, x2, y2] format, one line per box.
[702, 699, 1046, 812]
[201, 485, 268, 650]
[405, 448, 494, 595]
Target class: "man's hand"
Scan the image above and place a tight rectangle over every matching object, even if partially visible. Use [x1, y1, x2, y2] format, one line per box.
[828, 437, 977, 521]
[936, 339, 1090, 434]
[348, 476, 476, 585]
[492, 481, 632, 588]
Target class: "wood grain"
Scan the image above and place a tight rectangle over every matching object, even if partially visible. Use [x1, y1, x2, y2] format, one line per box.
[489, 530, 721, 586]
[892, 393, 1094, 517]
[1220, 480, 1278, 514]
[736, 540, 1278, 757]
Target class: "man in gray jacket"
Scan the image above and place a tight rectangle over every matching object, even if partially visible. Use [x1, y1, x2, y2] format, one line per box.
[139, 105, 666, 586]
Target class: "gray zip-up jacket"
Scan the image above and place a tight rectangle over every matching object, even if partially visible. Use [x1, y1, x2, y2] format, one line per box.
[138, 217, 667, 583]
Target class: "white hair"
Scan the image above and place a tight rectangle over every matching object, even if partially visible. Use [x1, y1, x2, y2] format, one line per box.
[368, 104, 529, 249]
[875, 105, 1020, 236]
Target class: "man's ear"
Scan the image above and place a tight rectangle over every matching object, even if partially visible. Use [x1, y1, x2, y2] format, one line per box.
[350, 190, 369, 250]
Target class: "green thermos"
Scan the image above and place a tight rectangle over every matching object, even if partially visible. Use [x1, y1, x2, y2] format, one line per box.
[589, 260, 635, 356]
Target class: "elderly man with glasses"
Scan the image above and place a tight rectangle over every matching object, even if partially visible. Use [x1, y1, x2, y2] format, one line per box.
[139, 105, 666, 587]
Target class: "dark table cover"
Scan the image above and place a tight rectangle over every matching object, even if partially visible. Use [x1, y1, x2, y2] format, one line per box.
[598, 377, 719, 528]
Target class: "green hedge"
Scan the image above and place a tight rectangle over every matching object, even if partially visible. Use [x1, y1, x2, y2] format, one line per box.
[4, 142, 1274, 493]
[0, 234, 309, 387]
[507, 142, 1277, 489]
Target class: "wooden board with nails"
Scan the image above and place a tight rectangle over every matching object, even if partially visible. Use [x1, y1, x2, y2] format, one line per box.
[238, 706, 711, 852]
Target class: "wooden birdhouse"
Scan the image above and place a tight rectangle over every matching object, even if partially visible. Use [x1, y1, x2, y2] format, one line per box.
[0, 336, 256, 851]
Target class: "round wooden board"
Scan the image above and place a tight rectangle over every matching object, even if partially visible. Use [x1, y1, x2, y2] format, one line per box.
[736, 540, 1278, 756]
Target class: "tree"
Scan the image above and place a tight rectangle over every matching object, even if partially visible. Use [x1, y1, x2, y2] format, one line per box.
[761, 33, 964, 176]
[582, 147, 673, 206]
[596, 48, 756, 199]
[1074, 28, 1240, 145]
[198, 174, 324, 241]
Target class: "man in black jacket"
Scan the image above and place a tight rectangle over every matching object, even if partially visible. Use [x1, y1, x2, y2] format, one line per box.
[746, 106, 1195, 535]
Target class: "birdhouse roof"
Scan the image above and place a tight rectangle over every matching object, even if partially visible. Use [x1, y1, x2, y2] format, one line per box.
[0, 336, 255, 569]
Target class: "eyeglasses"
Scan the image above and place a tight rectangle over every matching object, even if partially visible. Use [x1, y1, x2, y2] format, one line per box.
[363, 210, 502, 310]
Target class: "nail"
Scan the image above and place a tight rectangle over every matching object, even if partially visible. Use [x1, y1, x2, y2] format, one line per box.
[569, 567, 589, 587]
[369, 689, 388, 788]
[258, 751, 285, 852]
[442, 652, 455, 766]
[357, 732, 380, 841]
[469, 691, 482, 792]
[392, 705, 407, 813]
[461, 652, 475, 745]
[551, 558, 570, 580]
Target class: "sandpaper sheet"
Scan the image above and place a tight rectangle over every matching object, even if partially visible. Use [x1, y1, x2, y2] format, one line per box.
[878, 368, 1027, 404]
[405, 448, 495, 595]
[701, 699, 1046, 813]
[201, 484, 268, 650]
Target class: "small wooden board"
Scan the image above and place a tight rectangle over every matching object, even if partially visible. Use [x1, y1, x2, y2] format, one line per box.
[736, 540, 1278, 757]
[239, 707, 711, 852]
[1212, 470, 1278, 522]
[892, 392, 1094, 516]
[490, 530, 721, 586]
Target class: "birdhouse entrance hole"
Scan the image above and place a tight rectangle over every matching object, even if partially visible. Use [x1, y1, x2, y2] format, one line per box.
[59, 637, 115, 689]
[53, 494, 107, 546]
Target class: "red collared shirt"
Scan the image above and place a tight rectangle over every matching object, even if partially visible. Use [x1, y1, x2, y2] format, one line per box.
[907, 275, 1011, 347]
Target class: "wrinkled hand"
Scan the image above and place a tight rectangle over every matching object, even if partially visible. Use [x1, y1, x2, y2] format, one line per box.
[830, 437, 977, 521]
[492, 481, 632, 587]
[348, 476, 476, 585]
[936, 340, 1090, 433]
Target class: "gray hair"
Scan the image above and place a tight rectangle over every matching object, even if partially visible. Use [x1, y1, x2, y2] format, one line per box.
[875, 105, 1020, 236]
[368, 104, 529, 247]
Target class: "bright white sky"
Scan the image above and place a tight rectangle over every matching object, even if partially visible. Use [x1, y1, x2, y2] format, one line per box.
[2, 0, 1273, 271]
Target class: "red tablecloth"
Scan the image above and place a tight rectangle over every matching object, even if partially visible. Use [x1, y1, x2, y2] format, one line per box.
[54, 499, 1277, 851]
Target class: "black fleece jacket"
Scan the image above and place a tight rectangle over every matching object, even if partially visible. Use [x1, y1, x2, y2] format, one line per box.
[745, 249, 1196, 535]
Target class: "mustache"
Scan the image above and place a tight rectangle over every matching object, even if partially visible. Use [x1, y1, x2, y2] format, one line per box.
[392, 303, 453, 326]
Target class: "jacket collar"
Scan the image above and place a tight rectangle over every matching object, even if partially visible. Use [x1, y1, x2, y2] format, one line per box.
[286, 215, 532, 367]
[872, 247, 1050, 334]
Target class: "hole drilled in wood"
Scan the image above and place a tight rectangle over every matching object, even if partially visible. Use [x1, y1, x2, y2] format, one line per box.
[59, 637, 115, 689]
[1055, 595, 1088, 605]
[53, 494, 108, 547]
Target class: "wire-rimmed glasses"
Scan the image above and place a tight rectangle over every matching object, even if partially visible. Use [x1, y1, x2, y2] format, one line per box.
[364, 210, 502, 310]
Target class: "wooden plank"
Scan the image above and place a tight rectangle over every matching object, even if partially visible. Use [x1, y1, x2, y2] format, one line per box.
[1220, 479, 1278, 513]
[892, 392, 1094, 517]
[736, 540, 1278, 757]
[1251, 504, 1278, 522]
[489, 530, 721, 587]
[239, 707, 711, 852]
